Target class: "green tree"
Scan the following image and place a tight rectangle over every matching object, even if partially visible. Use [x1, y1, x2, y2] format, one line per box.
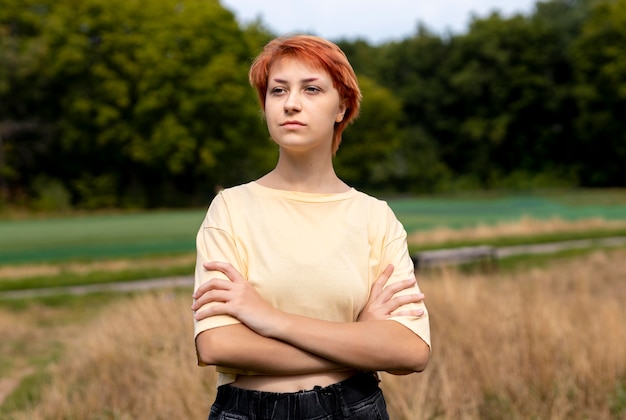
[1, 0, 275, 208]
[0, 0, 57, 204]
[569, 0, 626, 186]
[334, 75, 405, 190]
[335, 38, 382, 80]
[48, 0, 271, 206]
[441, 12, 581, 186]
[368, 26, 454, 192]
[365, 2, 595, 191]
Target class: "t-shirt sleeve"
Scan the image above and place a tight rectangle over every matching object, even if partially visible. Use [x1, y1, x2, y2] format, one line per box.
[193, 192, 243, 341]
[376, 203, 431, 350]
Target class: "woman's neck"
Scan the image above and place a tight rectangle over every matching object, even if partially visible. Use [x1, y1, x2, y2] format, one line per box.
[257, 153, 349, 194]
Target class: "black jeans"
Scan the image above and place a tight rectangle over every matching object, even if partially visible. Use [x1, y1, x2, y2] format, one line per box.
[208, 371, 389, 419]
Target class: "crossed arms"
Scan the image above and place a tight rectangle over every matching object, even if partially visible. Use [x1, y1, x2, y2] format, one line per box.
[192, 262, 430, 376]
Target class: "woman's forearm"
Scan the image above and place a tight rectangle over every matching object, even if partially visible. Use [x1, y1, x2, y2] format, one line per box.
[268, 315, 430, 374]
[196, 323, 345, 375]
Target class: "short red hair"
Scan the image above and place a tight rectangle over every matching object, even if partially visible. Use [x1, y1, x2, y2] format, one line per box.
[249, 35, 362, 154]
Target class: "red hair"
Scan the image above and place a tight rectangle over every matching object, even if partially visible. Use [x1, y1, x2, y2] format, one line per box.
[249, 35, 362, 154]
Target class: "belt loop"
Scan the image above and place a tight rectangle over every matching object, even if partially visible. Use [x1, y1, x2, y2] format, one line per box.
[334, 383, 351, 418]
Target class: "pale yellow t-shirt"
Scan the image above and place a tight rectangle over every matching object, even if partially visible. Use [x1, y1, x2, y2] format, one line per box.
[194, 182, 430, 386]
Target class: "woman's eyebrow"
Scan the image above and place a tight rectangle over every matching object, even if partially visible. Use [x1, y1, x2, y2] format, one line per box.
[271, 77, 320, 84]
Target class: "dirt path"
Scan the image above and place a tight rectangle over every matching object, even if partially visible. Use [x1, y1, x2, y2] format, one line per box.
[495, 236, 626, 257]
[412, 236, 626, 269]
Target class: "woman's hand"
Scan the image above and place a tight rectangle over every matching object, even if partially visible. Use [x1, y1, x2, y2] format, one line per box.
[192, 261, 425, 332]
[358, 264, 425, 322]
[191, 261, 281, 337]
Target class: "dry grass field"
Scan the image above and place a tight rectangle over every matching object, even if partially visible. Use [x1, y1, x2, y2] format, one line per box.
[382, 249, 626, 419]
[0, 254, 195, 281]
[1, 247, 625, 419]
[408, 216, 626, 246]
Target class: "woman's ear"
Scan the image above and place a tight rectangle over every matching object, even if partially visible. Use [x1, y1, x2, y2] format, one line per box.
[336, 101, 347, 123]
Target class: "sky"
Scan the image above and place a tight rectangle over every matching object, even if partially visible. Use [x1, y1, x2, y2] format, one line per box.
[220, 0, 539, 44]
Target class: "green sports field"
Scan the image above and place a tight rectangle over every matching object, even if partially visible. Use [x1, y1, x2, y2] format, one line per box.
[2, 190, 626, 265]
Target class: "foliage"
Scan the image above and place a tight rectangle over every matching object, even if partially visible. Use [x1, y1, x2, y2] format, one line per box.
[610, 376, 626, 418]
[0, 0, 56, 203]
[569, 0, 626, 186]
[1, 0, 625, 209]
[1, 0, 274, 208]
[334, 75, 405, 189]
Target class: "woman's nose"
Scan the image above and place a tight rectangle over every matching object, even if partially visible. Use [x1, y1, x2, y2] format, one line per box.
[284, 92, 301, 113]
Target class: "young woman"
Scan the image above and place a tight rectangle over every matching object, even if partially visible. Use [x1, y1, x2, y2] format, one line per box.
[191, 35, 431, 419]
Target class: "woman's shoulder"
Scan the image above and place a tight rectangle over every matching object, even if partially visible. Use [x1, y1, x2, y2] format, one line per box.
[351, 189, 392, 212]
[221, 181, 255, 194]
[350, 190, 404, 234]
[215, 182, 258, 201]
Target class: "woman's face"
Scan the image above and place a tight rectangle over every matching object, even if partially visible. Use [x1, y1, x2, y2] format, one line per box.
[264, 57, 346, 155]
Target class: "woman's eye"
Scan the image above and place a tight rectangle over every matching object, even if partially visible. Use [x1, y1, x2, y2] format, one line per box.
[270, 87, 286, 95]
[305, 86, 321, 93]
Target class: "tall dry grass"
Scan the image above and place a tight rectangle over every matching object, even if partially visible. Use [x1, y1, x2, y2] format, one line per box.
[6, 292, 217, 420]
[383, 248, 626, 419]
[5, 249, 626, 419]
[407, 216, 626, 247]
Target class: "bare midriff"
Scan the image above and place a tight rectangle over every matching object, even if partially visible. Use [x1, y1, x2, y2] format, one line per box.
[231, 369, 358, 392]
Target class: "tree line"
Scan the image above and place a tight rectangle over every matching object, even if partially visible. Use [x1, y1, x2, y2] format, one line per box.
[1, 0, 624, 210]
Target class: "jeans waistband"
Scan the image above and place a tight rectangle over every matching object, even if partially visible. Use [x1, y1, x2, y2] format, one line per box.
[216, 370, 380, 407]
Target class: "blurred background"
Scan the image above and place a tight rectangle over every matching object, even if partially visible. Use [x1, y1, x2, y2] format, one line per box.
[1, 0, 625, 212]
[1, 0, 625, 419]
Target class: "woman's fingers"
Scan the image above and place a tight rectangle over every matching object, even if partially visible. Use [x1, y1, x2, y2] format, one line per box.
[191, 281, 233, 308]
[388, 293, 425, 309]
[374, 278, 417, 303]
[192, 277, 231, 299]
[391, 308, 425, 318]
[202, 261, 244, 282]
[192, 261, 243, 304]
[193, 294, 233, 320]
